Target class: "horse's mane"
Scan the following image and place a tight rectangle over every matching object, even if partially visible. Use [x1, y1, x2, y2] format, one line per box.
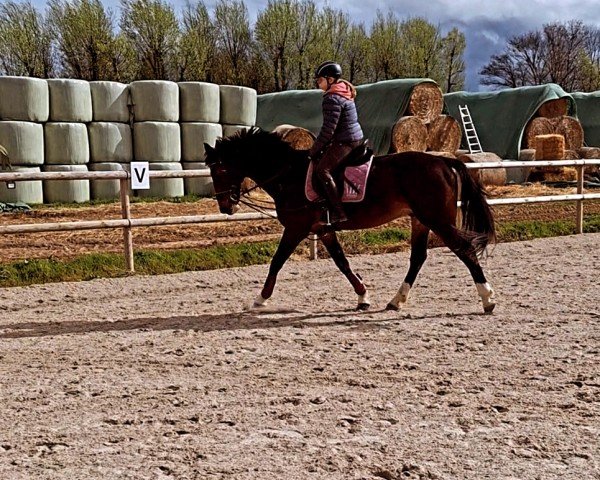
[216, 127, 300, 163]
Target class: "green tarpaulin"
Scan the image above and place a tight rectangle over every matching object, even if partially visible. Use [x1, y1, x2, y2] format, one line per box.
[444, 84, 576, 160]
[257, 79, 436, 155]
[571, 91, 600, 147]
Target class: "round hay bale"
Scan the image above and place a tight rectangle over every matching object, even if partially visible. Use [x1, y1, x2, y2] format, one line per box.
[533, 134, 565, 161]
[220, 85, 257, 126]
[0, 165, 43, 204]
[89, 162, 126, 200]
[426, 115, 461, 153]
[44, 123, 90, 165]
[455, 149, 469, 156]
[90, 81, 130, 123]
[427, 151, 456, 159]
[537, 98, 569, 118]
[407, 82, 443, 124]
[181, 123, 222, 162]
[47, 79, 92, 122]
[554, 116, 584, 151]
[130, 81, 179, 122]
[390, 116, 427, 153]
[133, 122, 180, 162]
[222, 124, 251, 138]
[183, 162, 214, 196]
[563, 149, 580, 160]
[43, 164, 90, 203]
[457, 152, 506, 186]
[179, 82, 220, 123]
[577, 146, 600, 159]
[137, 162, 184, 199]
[0, 121, 44, 166]
[0, 76, 49, 122]
[88, 122, 133, 163]
[273, 124, 316, 150]
[523, 117, 555, 148]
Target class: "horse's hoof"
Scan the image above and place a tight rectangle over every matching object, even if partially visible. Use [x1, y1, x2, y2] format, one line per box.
[483, 303, 496, 314]
[357, 303, 371, 311]
[385, 303, 399, 311]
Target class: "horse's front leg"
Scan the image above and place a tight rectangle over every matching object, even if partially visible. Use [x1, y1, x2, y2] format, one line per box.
[253, 227, 307, 308]
[320, 231, 370, 310]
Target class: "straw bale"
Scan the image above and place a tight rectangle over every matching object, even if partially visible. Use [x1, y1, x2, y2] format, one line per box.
[273, 124, 316, 150]
[554, 116, 584, 151]
[137, 162, 184, 199]
[44, 123, 90, 165]
[0, 166, 43, 204]
[89, 162, 126, 200]
[133, 122, 180, 162]
[523, 117, 554, 148]
[407, 82, 443, 124]
[181, 123, 222, 162]
[130, 81, 179, 122]
[88, 122, 133, 163]
[47, 79, 92, 122]
[537, 98, 568, 118]
[43, 165, 90, 203]
[0, 76, 49, 122]
[179, 82, 220, 123]
[426, 115, 461, 153]
[390, 116, 427, 153]
[90, 81, 130, 123]
[220, 86, 257, 126]
[457, 152, 506, 186]
[183, 162, 214, 196]
[533, 134, 565, 160]
[222, 124, 251, 138]
[0, 121, 44, 165]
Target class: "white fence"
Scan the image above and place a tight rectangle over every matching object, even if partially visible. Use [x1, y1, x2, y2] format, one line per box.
[1, 159, 599, 270]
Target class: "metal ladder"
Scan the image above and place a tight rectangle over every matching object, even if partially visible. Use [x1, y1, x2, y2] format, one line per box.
[458, 105, 483, 154]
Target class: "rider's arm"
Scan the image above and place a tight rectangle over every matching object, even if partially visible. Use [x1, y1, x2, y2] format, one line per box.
[309, 95, 342, 158]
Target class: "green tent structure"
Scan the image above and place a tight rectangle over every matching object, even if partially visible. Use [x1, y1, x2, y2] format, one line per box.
[571, 91, 600, 147]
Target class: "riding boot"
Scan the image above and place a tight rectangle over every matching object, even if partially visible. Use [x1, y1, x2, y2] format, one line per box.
[322, 179, 347, 225]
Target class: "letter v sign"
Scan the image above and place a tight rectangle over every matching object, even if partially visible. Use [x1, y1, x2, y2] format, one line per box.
[131, 162, 150, 189]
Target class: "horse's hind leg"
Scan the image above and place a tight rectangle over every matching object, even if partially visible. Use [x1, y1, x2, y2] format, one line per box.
[387, 217, 430, 310]
[320, 231, 370, 310]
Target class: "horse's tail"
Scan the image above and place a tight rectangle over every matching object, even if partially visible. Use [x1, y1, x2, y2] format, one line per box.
[447, 158, 496, 254]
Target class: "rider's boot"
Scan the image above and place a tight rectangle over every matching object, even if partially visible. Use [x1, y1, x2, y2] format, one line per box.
[322, 179, 347, 225]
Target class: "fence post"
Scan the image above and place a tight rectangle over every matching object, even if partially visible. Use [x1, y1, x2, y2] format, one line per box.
[576, 165, 584, 234]
[120, 176, 135, 272]
[309, 233, 318, 260]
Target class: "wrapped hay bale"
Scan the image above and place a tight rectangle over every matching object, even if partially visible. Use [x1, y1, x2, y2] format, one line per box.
[406, 82, 443, 124]
[273, 124, 315, 150]
[0, 166, 43, 204]
[426, 115, 461, 153]
[137, 162, 184, 198]
[0, 76, 49, 122]
[133, 122, 180, 162]
[90, 81, 130, 123]
[0, 121, 44, 165]
[47, 79, 93, 122]
[181, 123, 222, 162]
[89, 162, 126, 200]
[537, 98, 569, 118]
[222, 124, 251, 138]
[43, 165, 90, 203]
[390, 116, 427, 153]
[88, 122, 133, 163]
[457, 152, 506, 186]
[130, 80, 179, 122]
[523, 117, 555, 148]
[554, 116, 584, 151]
[44, 122, 90, 165]
[183, 162, 214, 196]
[506, 149, 536, 183]
[534, 134, 565, 161]
[179, 82, 220, 123]
[220, 85, 257, 126]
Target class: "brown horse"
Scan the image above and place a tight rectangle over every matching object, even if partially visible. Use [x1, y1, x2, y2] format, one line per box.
[204, 128, 497, 313]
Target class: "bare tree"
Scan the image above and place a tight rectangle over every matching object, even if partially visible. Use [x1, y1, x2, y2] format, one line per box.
[440, 27, 466, 92]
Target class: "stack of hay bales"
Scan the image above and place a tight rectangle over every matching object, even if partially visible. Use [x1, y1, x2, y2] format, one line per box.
[44, 79, 92, 203]
[0, 77, 47, 204]
[130, 80, 183, 198]
[220, 85, 256, 138]
[179, 82, 222, 196]
[88, 81, 132, 200]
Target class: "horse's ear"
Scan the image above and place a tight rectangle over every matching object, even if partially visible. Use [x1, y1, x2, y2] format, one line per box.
[204, 143, 215, 156]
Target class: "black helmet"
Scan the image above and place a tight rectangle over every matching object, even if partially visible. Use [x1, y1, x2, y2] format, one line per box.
[314, 61, 342, 79]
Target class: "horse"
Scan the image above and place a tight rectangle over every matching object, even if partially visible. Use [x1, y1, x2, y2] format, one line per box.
[204, 128, 497, 313]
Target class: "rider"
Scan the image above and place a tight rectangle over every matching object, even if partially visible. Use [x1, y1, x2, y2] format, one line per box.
[309, 61, 364, 226]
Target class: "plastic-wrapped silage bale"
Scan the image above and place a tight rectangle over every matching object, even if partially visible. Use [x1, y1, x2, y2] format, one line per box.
[179, 82, 220, 123]
[0, 121, 44, 165]
[0, 76, 49, 122]
[133, 122, 180, 162]
[88, 122, 133, 163]
[90, 81, 130, 123]
[136, 162, 184, 198]
[44, 123, 90, 165]
[181, 123, 222, 162]
[43, 164, 90, 203]
[222, 124, 250, 138]
[182, 162, 214, 196]
[219, 85, 256, 126]
[47, 79, 93, 122]
[130, 80, 179, 122]
[89, 162, 126, 200]
[0, 166, 43, 204]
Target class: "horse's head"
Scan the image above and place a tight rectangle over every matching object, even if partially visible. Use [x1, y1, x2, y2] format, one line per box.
[204, 141, 244, 215]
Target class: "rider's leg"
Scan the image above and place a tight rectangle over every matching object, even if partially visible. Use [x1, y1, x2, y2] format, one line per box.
[314, 143, 352, 224]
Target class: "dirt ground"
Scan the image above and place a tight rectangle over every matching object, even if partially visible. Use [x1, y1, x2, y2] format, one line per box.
[0, 233, 598, 479]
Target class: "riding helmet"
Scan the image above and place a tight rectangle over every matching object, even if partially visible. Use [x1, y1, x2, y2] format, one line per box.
[314, 61, 342, 79]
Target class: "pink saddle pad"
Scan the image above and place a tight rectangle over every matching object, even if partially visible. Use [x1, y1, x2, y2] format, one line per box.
[305, 157, 373, 203]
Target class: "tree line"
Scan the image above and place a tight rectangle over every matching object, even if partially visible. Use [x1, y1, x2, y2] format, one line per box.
[0, 0, 466, 93]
